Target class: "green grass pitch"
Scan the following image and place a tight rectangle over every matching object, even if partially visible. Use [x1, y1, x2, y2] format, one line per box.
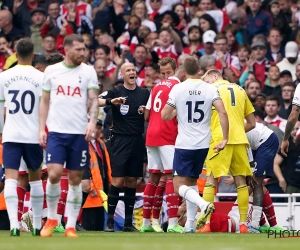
[1, 231, 299, 250]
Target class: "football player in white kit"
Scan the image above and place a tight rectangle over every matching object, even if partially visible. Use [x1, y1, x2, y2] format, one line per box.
[161, 56, 229, 233]
[282, 82, 300, 155]
[246, 122, 279, 233]
[0, 38, 44, 236]
[39, 34, 99, 238]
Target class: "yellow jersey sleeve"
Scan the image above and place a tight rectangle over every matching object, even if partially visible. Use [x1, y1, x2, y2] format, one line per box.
[244, 92, 255, 117]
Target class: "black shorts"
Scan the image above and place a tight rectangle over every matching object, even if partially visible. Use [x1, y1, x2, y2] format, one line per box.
[110, 134, 144, 177]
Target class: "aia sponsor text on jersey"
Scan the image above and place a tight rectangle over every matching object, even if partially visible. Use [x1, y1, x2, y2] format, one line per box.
[56, 85, 82, 97]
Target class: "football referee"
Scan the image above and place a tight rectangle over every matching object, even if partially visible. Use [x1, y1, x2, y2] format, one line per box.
[98, 62, 150, 232]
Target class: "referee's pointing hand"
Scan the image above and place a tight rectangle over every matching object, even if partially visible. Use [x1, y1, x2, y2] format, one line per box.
[111, 97, 127, 105]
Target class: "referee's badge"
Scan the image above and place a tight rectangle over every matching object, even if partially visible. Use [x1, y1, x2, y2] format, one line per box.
[120, 104, 129, 115]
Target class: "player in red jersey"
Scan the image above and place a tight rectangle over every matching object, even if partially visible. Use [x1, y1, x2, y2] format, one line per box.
[141, 57, 186, 233]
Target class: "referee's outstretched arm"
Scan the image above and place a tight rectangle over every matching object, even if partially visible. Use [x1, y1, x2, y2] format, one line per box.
[98, 97, 126, 107]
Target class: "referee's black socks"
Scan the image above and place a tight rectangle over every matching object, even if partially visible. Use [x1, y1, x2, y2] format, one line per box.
[107, 185, 121, 223]
[124, 187, 136, 227]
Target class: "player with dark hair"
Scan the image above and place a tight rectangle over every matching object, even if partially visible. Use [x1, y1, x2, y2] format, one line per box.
[0, 38, 44, 236]
[45, 53, 65, 65]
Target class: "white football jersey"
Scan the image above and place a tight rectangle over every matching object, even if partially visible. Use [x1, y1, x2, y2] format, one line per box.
[167, 79, 221, 149]
[43, 62, 99, 134]
[293, 84, 300, 107]
[0, 65, 43, 143]
[246, 122, 273, 150]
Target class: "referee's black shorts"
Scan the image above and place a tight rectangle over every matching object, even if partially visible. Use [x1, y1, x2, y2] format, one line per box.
[110, 134, 144, 177]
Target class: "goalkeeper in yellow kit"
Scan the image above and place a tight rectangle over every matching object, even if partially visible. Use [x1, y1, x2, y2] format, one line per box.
[197, 69, 256, 234]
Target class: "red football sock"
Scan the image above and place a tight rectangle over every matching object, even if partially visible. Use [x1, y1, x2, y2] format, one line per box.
[165, 178, 179, 219]
[262, 190, 277, 227]
[152, 180, 166, 219]
[260, 213, 267, 226]
[57, 178, 68, 216]
[143, 181, 158, 219]
[17, 185, 27, 222]
[42, 179, 47, 209]
[77, 209, 83, 224]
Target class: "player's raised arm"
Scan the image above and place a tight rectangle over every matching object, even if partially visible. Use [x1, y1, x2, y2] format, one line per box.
[213, 99, 229, 151]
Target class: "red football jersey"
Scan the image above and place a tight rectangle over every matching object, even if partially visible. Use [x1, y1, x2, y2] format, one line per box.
[106, 61, 116, 79]
[153, 45, 180, 62]
[146, 77, 180, 146]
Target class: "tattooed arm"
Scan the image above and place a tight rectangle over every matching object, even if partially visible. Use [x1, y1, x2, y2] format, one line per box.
[85, 88, 99, 141]
[281, 104, 300, 156]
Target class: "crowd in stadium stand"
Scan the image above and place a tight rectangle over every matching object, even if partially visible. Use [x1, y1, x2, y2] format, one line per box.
[1, 0, 300, 232]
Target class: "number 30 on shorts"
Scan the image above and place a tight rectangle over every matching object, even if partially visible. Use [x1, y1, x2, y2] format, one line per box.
[80, 150, 87, 167]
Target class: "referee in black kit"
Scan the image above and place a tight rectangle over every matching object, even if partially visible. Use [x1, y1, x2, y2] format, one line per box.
[98, 62, 150, 232]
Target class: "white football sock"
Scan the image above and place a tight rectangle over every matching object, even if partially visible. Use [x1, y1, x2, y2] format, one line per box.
[143, 218, 151, 227]
[46, 180, 61, 220]
[251, 205, 263, 227]
[168, 217, 178, 227]
[178, 185, 206, 208]
[65, 184, 82, 229]
[152, 218, 160, 225]
[4, 179, 19, 229]
[57, 214, 63, 226]
[185, 185, 198, 229]
[29, 180, 44, 230]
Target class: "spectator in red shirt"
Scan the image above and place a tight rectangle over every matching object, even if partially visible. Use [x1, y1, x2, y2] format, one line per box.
[237, 44, 251, 73]
[153, 23, 183, 61]
[251, 41, 275, 88]
[264, 95, 287, 132]
[41, 17, 74, 55]
[173, 3, 190, 34]
[45, 0, 62, 35]
[182, 26, 203, 55]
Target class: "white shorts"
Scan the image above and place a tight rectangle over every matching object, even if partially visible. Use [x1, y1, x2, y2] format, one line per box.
[18, 158, 28, 175]
[146, 145, 175, 174]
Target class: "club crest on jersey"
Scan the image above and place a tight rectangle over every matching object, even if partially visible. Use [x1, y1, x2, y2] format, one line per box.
[120, 104, 129, 115]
